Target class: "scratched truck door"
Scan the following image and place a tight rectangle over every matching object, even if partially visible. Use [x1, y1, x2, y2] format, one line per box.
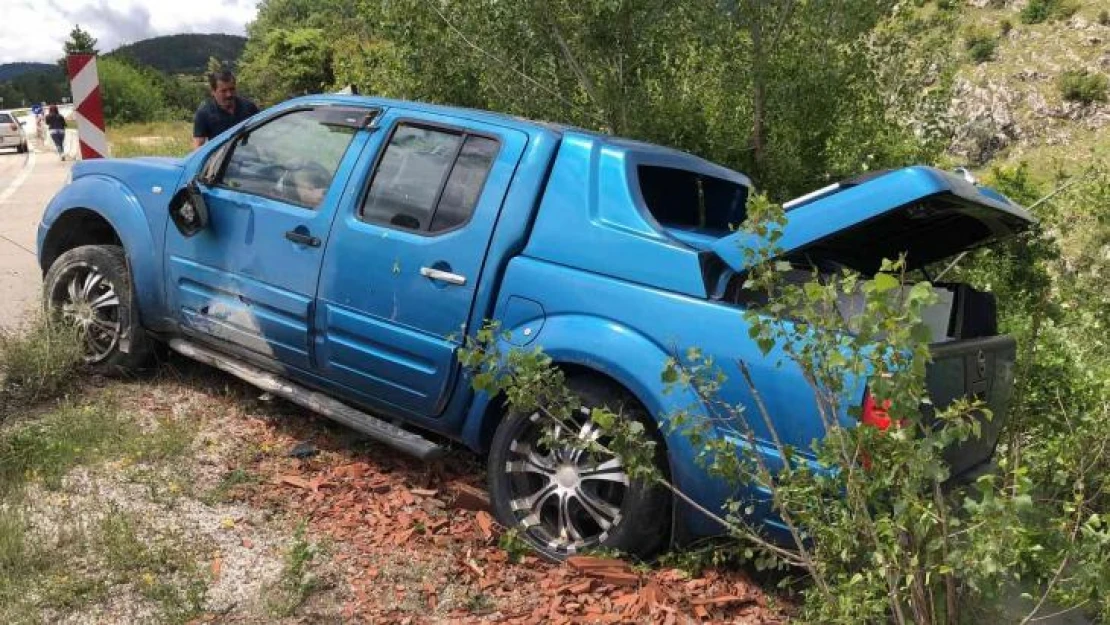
[165, 106, 369, 370]
[315, 111, 526, 416]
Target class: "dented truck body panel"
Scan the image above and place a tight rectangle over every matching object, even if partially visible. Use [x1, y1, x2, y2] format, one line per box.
[37, 94, 1031, 544]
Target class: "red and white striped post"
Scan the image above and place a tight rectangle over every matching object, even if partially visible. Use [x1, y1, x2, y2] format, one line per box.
[65, 54, 109, 159]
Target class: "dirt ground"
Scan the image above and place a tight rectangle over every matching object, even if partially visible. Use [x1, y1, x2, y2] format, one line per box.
[5, 356, 789, 624]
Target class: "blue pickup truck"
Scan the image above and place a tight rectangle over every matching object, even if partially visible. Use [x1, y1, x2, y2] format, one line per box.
[36, 95, 1033, 559]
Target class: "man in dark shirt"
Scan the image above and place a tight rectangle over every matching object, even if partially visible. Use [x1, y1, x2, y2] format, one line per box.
[192, 70, 259, 149]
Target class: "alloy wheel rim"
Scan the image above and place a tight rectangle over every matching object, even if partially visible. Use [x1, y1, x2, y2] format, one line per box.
[504, 408, 630, 554]
[55, 264, 122, 363]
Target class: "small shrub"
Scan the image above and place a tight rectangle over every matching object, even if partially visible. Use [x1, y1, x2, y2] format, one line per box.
[1058, 69, 1109, 104]
[936, 0, 957, 10]
[266, 521, 325, 617]
[0, 316, 84, 409]
[964, 26, 998, 63]
[1020, 0, 1080, 24]
[1099, 9, 1109, 26]
[1000, 19, 1013, 35]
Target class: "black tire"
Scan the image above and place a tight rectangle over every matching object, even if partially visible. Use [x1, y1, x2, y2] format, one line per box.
[487, 375, 671, 561]
[43, 245, 153, 374]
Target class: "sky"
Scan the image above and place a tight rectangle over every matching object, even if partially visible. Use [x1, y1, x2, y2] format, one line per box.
[0, 0, 259, 65]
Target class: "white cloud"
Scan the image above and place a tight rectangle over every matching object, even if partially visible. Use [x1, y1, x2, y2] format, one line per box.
[0, 0, 258, 64]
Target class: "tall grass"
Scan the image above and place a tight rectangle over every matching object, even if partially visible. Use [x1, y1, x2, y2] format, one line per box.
[0, 315, 84, 409]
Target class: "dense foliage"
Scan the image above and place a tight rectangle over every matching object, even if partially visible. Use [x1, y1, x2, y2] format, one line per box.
[238, 0, 955, 197]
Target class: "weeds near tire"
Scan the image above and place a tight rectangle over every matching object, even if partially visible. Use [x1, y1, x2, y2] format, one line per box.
[0, 314, 84, 411]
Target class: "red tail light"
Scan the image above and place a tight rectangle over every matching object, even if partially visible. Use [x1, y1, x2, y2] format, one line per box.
[861, 389, 893, 431]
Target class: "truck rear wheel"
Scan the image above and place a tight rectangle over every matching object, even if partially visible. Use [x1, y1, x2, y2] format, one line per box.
[487, 375, 670, 560]
[43, 245, 153, 374]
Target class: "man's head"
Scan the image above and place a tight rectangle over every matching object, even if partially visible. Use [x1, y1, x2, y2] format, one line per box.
[208, 70, 238, 110]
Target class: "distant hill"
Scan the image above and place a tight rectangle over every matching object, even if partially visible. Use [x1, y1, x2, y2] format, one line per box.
[107, 33, 247, 75]
[0, 62, 60, 82]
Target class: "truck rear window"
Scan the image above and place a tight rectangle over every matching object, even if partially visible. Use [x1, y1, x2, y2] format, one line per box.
[637, 165, 748, 231]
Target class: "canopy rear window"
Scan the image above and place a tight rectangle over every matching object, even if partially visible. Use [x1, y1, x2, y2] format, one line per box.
[637, 165, 748, 231]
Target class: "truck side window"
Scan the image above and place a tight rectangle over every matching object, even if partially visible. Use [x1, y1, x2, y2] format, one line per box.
[360, 123, 500, 233]
[219, 109, 357, 209]
[431, 136, 499, 232]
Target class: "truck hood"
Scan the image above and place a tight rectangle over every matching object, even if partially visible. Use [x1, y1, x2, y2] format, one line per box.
[73, 155, 186, 180]
[711, 166, 1036, 275]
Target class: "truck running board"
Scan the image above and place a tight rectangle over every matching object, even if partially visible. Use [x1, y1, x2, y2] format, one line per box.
[168, 339, 445, 461]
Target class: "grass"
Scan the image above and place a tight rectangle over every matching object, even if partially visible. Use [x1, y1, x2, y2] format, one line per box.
[0, 395, 204, 623]
[0, 501, 208, 624]
[0, 314, 205, 622]
[0, 401, 137, 494]
[107, 120, 193, 158]
[0, 315, 84, 408]
[201, 466, 260, 505]
[264, 520, 327, 617]
[0, 393, 195, 495]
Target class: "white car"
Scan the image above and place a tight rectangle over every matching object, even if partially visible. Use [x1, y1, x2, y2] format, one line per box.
[0, 111, 29, 153]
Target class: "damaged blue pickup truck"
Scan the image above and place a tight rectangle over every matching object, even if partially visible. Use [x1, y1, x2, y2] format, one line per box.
[37, 95, 1033, 559]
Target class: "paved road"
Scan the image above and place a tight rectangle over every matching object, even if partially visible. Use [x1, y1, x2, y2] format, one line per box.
[0, 134, 71, 330]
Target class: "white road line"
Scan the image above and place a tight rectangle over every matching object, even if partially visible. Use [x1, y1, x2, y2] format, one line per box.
[0, 148, 36, 206]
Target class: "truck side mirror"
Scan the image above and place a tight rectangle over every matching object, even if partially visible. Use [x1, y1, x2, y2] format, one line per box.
[169, 182, 210, 237]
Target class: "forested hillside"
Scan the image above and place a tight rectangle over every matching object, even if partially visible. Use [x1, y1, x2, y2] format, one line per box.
[107, 33, 246, 75]
[0, 33, 246, 116]
[0, 62, 57, 82]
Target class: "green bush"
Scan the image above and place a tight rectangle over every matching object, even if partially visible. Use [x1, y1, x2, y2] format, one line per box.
[98, 57, 171, 125]
[964, 26, 998, 63]
[1019, 0, 1080, 24]
[999, 19, 1013, 35]
[1057, 69, 1109, 104]
[1100, 10, 1109, 26]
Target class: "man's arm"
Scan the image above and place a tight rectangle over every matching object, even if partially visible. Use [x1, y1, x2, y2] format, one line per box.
[192, 106, 208, 150]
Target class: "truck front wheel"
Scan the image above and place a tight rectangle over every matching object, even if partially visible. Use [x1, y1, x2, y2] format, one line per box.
[487, 375, 671, 560]
[43, 245, 153, 374]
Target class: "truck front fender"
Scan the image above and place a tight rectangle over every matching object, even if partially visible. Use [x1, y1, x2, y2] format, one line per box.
[38, 174, 169, 329]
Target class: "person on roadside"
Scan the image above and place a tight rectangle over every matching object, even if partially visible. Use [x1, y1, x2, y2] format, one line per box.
[192, 69, 259, 149]
[44, 104, 67, 160]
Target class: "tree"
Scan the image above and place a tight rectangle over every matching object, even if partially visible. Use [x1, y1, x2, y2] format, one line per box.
[63, 25, 99, 56]
[97, 58, 166, 124]
[206, 56, 225, 76]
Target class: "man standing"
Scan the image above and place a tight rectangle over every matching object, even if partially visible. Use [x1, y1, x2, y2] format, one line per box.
[192, 70, 259, 149]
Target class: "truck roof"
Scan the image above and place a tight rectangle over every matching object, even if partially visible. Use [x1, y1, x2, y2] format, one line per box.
[283, 94, 751, 188]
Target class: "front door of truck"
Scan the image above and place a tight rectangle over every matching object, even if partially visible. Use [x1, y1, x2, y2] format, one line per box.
[315, 110, 526, 416]
[165, 105, 371, 370]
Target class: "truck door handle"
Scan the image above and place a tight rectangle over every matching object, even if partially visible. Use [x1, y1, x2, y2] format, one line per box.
[420, 267, 467, 286]
[285, 230, 321, 247]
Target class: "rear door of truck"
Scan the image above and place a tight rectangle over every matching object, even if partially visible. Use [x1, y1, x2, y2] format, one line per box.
[313, 108, 528, 417]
